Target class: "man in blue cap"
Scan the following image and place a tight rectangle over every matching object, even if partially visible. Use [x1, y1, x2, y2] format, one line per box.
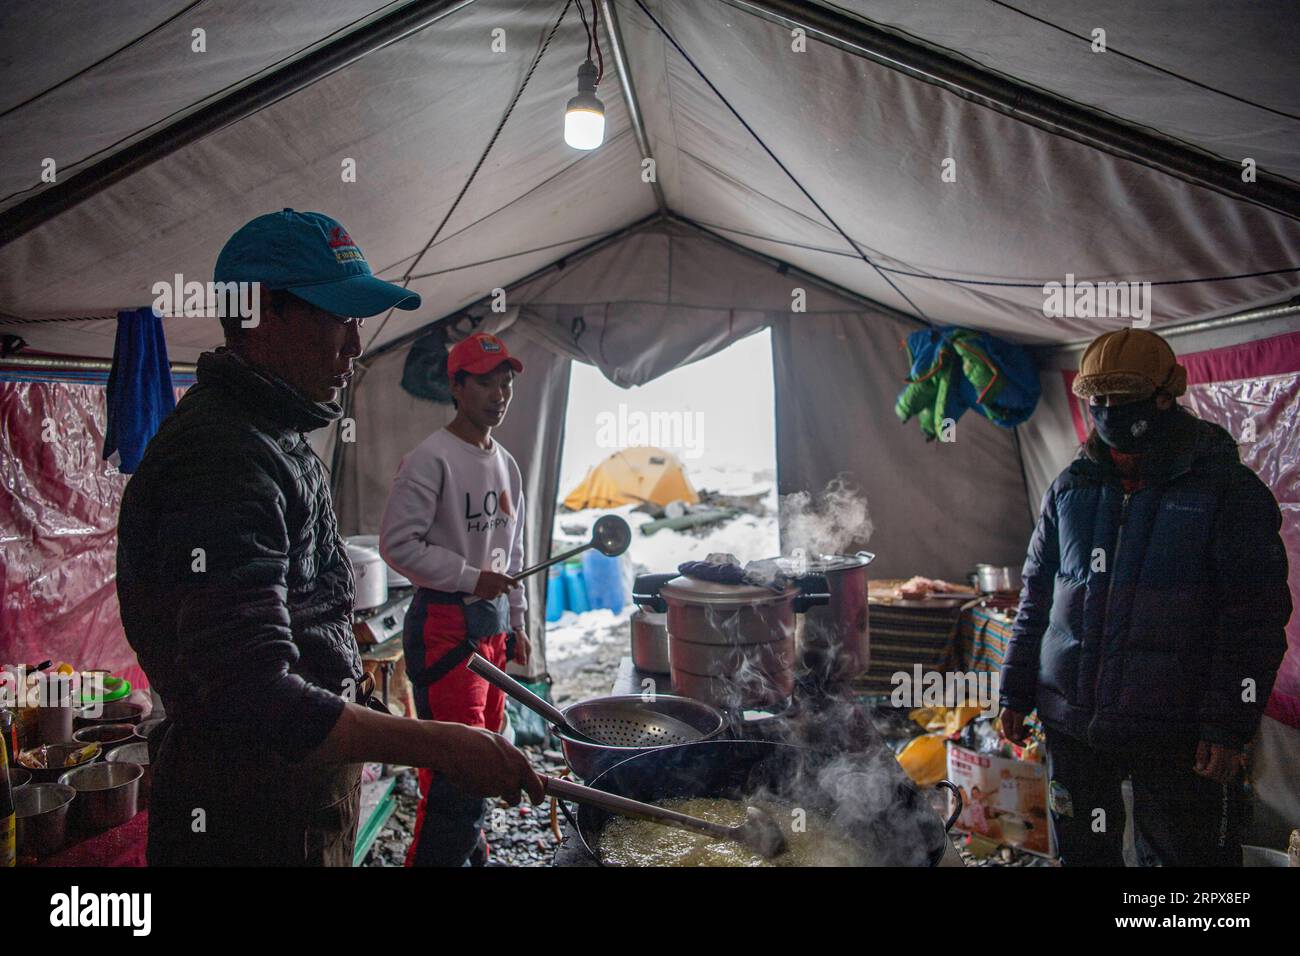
[118, 210, 543, 866]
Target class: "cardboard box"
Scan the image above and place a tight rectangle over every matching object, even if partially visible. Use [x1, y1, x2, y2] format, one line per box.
[946, 741, 1055, 858]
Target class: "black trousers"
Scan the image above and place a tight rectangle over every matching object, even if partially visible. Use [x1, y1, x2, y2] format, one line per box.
[1044, 726, 1247, 866]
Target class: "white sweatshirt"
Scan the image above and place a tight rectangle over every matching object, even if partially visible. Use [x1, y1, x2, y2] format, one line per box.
[379, 428, 527, 630]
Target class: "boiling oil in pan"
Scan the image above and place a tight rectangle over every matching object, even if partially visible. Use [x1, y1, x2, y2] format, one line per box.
[599, 798, 868, 867]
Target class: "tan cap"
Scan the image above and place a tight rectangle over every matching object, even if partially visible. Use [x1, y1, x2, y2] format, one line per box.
[1072, 329, 1187, 399]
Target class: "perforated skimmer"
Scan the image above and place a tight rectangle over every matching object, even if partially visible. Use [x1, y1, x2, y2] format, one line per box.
[562, 696, 719, 747]
[467, 653, 725, 779]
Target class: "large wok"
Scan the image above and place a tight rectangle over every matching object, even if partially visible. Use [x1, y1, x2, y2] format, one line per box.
[564, 739, 960, 867]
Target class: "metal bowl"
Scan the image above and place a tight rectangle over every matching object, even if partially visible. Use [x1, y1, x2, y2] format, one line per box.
[133, 717, 164, 742]
[106, 742, 152, 807]
[21, 741, 103, 783]
[8, 766, 32, 791]
[72, 722, 137, 753]
[59, 761, 142, 833]
[74, 699, 145, 727]
[557, 694, 726, 780]
[14, 783, 76, 858]
[974, 563, 1022, 594]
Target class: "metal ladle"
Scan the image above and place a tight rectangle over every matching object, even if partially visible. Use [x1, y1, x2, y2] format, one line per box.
[464, 514, 632, 607]
[510, 514, 631, 584]
[544, 776, 788, 860]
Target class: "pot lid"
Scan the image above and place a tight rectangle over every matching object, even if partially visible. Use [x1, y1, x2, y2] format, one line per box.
[659, 574, 798, 607]
[751, 552, 875, 577]
[802, 551, 875, 574]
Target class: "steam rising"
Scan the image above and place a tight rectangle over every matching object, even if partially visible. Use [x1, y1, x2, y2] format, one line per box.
[780, 477, 873, 558]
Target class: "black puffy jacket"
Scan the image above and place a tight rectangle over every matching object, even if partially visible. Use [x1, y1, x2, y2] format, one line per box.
[117, 348, 361, 863]
[1000, 410, 1290, 750]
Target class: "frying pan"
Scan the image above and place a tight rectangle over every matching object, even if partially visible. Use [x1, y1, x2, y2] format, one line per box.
[564, 740, 962, 866]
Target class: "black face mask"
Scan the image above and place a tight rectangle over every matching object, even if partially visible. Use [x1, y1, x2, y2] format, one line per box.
[1091, 396, 1163, 453]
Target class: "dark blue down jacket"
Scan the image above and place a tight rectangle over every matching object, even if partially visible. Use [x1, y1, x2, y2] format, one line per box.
[1000, 410, 1291, 750]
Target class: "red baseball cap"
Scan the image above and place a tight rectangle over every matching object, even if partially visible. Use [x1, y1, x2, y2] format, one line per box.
[447, 332, 524, 378]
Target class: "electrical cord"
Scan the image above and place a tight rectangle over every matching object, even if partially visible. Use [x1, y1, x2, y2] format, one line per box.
[363, 0, 576, 352]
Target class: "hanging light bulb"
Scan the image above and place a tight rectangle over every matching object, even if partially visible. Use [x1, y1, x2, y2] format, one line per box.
[564, 59, 605, 150]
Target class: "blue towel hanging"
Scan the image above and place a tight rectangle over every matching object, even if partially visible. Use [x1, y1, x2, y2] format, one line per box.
[103, 307, 176, 473]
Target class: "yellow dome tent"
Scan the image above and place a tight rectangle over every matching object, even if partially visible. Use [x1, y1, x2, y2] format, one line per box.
[563, 447, 699, 511]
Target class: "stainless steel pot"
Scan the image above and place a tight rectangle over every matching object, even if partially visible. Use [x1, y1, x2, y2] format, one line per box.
[75, 699, 145, 727]
[133, 717, 164, 742]
[346, 542, 389, 610]
[630, 609, 670, 674]
[72, 722, 137, 753]
[23, 741, 102, 784]
[14, 783, 76, 858]
[107, 742, 152, 808]
[659, 575, 804, 712]
[974, 563, 1022, 594]
[347, 534, 412, 588]
[59, 761, 142, 833]
[791, 552, 874, 686]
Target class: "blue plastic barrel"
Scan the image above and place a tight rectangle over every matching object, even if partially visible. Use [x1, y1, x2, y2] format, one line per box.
[581, 550, 625, 613]
[562, 560, 590, 614]
[545, 565, 565, 622]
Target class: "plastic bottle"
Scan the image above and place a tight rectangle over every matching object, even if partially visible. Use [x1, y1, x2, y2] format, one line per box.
[545, 566, 565, 622]
[563, 559, 590, 614]
[581, 550, 626, 613]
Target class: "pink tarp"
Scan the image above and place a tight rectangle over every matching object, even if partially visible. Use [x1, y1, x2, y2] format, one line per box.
[0, 380, 186, 687]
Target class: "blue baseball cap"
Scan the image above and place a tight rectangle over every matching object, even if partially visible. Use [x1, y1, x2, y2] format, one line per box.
[214, 209, 420, 317]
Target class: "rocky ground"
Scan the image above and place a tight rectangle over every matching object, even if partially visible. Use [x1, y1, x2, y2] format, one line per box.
[361, 744, 570, 867]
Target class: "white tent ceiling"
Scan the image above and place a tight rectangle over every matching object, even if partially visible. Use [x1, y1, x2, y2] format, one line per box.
[1, 0, 1297, 360]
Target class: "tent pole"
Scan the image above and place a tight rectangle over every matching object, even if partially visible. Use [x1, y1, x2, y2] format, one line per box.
[1050, 298, 1300, 352]
[599, 0, 667, 214]
[718, 0, 1300, 222]
[0, 354, 196, 374]
[0, 0, 479, 247]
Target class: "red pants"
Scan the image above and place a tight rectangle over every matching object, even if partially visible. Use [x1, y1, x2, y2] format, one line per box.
[405, 600, 508, 866]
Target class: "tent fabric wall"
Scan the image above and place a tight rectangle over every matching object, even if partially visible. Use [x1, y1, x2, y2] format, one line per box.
[509, 220, 857, 385]
[617, 0, 1300, 342]
[770, 309, 1033, 582]
[840, 0, 1300, 182]
[7, 1, 1296, 359]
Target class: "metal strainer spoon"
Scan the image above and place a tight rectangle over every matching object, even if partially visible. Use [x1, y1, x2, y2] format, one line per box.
[545, 776, 788, 860]
[468, 652, 602, 744]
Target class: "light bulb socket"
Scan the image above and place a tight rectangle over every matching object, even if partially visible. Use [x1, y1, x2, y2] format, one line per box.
[575, 58, 599, 94]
